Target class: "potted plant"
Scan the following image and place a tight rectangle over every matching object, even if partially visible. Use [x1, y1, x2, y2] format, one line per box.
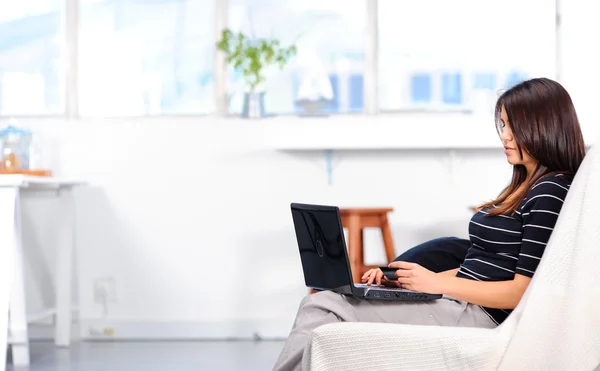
[216, 29, 297, 118]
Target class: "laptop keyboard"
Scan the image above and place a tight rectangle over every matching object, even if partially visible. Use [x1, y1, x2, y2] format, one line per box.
[355, 283, 440, 300]
[354, 283, 407, 291]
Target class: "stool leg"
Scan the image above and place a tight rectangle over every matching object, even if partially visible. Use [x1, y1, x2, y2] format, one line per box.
[348, 215, 362, 283]
[380, 215, 396, 263]
[358, 228, 365, 278]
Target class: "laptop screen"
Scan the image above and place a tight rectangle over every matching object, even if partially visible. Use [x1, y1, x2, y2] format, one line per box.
[291, 204, 353, 290]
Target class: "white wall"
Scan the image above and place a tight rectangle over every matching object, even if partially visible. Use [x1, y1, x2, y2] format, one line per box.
[16, 117, 516, 339]
[559, 0, 600, 142]
[12, 0, 600, 340]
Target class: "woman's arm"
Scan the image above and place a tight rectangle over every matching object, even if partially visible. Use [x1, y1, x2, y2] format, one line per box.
[438, 268, 459, 277]
[389, 261, 531, 309]
[440, 274, 531, 309]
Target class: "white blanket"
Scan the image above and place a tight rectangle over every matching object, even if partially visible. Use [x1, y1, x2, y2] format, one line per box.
[303, 141, 600, 371]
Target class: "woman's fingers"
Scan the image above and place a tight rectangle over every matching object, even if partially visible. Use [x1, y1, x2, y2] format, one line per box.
[362, 269, 385, 286]
[361, 269, 376, 281]
[394, 268, 413, 278]
[375, 270, 383, 286]
[366, 270, 377, 286]
[388, 261, 417, 270]
[397, 277, 412, 285]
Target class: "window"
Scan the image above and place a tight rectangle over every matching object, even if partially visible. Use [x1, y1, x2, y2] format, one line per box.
[0, 1, 64, 115]
[378, 0, 556, 113]
[78, 0, 215, 116]
[2, 0, 560, 118]
[227, 0, 366, 115]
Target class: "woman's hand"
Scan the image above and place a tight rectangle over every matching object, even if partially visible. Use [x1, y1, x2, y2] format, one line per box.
[360, 268, 400, 287]
[388, 261, 444, 294]
[361, 268, 383, 286]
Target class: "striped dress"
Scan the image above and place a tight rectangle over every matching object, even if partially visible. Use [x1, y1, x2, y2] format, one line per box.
[457, 173, 571, 325]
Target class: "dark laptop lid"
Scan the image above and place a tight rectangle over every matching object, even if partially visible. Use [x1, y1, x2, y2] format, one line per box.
[290, 203, 353, 291]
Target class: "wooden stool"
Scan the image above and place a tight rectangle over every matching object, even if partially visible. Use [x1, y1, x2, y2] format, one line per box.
[340, 208, 396, 283]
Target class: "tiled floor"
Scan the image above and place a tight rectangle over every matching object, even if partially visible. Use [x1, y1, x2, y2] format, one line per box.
[6, 340, 285, 371]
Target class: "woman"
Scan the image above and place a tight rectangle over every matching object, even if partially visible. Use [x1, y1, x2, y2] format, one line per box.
[273, 77, 586, 371]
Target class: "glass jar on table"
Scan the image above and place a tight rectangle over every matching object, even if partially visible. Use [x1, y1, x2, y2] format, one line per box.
[0, 126, 32, 172]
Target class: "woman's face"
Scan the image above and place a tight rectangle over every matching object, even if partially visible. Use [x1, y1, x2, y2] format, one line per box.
[498, 106, 537, 173]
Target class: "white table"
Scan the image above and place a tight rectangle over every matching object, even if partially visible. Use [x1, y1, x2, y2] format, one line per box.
[0, 175, 84, 369]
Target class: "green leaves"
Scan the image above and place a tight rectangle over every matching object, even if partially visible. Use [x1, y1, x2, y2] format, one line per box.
[216, 29, 297, 91]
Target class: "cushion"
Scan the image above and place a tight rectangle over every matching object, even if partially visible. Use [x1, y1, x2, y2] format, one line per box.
[393, 237, 470, 273]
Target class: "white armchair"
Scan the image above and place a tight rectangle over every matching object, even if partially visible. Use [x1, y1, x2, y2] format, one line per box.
[303, 141, 600, 371]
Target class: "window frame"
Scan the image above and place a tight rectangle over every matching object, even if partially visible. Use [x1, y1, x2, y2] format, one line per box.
[0, 0, 561, 119]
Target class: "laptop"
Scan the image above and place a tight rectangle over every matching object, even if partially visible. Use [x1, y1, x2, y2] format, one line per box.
[290, 203, 442, 301]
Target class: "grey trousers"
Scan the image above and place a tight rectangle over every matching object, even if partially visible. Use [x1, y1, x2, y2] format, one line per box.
[273, 290, 497, 371]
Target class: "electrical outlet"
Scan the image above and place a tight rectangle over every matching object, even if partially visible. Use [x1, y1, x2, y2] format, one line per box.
[103, 327, 115, 336]
[89, 326, 116, 337]
[94, 277, 118, 304]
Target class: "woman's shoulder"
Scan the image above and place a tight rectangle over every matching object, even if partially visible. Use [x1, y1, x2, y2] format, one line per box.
[522, 173, 572, 206]
[531, 173, 572, 192]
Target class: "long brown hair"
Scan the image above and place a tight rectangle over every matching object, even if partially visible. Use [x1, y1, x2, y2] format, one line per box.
[479, 78, 586, 216]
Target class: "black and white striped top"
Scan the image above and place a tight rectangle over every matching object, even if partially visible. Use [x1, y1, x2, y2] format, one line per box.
[457, 173, 571, 325]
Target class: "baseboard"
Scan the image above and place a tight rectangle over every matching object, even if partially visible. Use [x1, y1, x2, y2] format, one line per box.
[78, 319, 292, 341]
[28, 324, 81, 341]
[27, 319, 293, 342]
